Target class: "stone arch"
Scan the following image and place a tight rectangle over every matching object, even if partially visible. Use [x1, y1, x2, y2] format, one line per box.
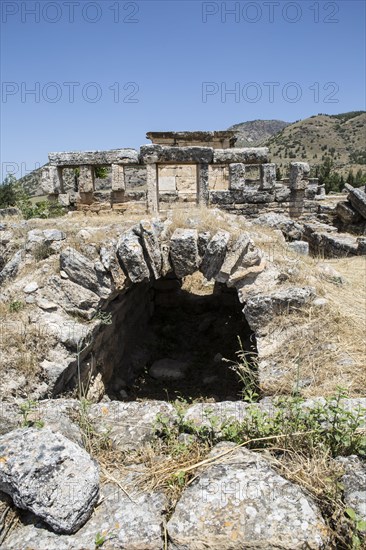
[57, 220, 315, 400]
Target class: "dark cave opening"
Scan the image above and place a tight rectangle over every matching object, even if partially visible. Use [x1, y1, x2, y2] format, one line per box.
[93, 274, 257, 403]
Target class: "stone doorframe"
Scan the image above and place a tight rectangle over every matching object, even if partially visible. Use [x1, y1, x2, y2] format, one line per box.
[140, 144, 272, 214]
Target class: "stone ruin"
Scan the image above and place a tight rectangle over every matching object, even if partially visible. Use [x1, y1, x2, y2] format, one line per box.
[41, 130, 324, 218]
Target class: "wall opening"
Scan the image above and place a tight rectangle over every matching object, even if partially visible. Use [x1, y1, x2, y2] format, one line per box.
[158, 164, 198, 204]
[91, 272, 257, 403]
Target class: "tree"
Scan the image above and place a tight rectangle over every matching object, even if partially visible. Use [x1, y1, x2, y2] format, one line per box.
[0, 174, 18, 208]
[347, 169, 355, 185]
[276, 167, 282, 181]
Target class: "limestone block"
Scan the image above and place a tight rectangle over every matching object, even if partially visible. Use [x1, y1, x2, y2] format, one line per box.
[289, 162, 310, 191]
[168, 443, 328, 549]
[213, 147, 269, 164]
[198, 163, 209, 205]
[117, 230, 150, 283]
[200, 230, 231, 280]
[229, 163, 246, 189]
[346, 184, 366, 219]
[0, 427, 99, 534]
[336, 201, 361, 224]
[41, 166, 63, 195]
[140, 145, 213, 165]
[49, 149, 139, 166]
[111, 164, 125, 192]
[146, 163, 158, 213]
[216, 233, 251, 283]
[78, 166, 94, 193]
[170, 228, 199, 278]
[260, 163, 276, 191]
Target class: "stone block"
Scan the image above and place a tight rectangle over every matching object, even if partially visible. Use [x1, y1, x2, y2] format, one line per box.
[289, 162, 310, 191]
[229, 163, 246, 189]
[78, 166, 94, 193]
[200, 230, 231, 280]
[213, 147, 269, 164]
[170, 228, 199, 278]
[140, 145, 213, 165]
[49, 149, 139, 166]
[41, 166, 63, 194]
[259, 163, 276, 191]
[111, 164, 125, 192]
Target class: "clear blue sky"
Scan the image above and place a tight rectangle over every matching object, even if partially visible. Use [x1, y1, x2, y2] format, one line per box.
[1, 0, 365, 179]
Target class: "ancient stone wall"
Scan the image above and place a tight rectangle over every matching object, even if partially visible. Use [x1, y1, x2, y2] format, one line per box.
[41, 144, 320, 219]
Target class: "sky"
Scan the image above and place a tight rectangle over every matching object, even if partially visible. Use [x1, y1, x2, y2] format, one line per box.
[1, 0, 365, 179]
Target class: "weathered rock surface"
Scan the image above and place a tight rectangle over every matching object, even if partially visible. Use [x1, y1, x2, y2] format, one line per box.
[4, 480, 166, 550]
[0, 427, 99, 534]
[88, 400, 177, 451]
[346, 184, 366, 219]
[244, 286, 316, 332]
[336, 455, 366, 525]
[170, 228, 199, 278]
[336, 201, 362, 224]
[167, 443, 328, 549]
[0, 250, 23, 285]
[60, 247, 111, 298]
[216, 233, 251, 283]
[213, 147, 269, 164]
[48, 149, 138, 166]
[200, 230, 230, 280]
[289, 162, 310, 190]
[46, 275, 100, 319]
[117, 229, 150, 283]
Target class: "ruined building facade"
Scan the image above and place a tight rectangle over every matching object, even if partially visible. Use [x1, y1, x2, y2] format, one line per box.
[41, 131, 324, 217]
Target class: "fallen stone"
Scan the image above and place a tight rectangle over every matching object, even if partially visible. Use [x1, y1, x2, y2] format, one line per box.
[149, 358, 189, 381]
[4, 481, 166, 550]
[336, 201, 362, 224]
[346, 184, 366, 219]
[100, 243, 127, 290]
[23, 281, 39, 294]
[288, 241, 309, 255]
[43, 229, 66, 242]
[0, 250, 24, 285]
[0, 427, 99, 534]
[167, 443, 328, 549]
[170, 228, 199, 278]
[200, 230, 230, 280]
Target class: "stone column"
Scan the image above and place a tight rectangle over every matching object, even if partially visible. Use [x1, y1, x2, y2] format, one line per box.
[289, 162, 310, 219]
[197, 163, 209, 206]
[259, 163, 276, 191]
[111, 164, 125, 204]
[111, 164, 125, 192]
[41, 165, 63, 195]
[78, 165, 94, 204]
[146, 163, 159, 213]
[229, 163, 246, 190]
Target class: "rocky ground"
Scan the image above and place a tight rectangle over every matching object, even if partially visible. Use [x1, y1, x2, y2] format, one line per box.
[0, 203, 365, 549]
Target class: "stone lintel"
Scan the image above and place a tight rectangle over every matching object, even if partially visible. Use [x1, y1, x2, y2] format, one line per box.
[213, 148, 269, 165]
[49, 149, 139, 167]
[140, 145, 213, 165]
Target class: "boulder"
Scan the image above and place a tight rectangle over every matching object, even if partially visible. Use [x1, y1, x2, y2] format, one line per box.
[167, 443, 328, 549]
[0, 427, 99, 534]
[45, 276, 100, 320]
[0, 250, 24, 285]
[4, 481, 166, 550]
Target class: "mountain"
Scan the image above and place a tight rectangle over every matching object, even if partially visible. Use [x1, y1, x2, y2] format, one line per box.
[263, 111, 366, 177]
[228, 119, 290, 147]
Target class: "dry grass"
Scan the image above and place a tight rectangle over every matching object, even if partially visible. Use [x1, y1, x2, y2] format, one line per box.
[260, 254, 366, 397]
